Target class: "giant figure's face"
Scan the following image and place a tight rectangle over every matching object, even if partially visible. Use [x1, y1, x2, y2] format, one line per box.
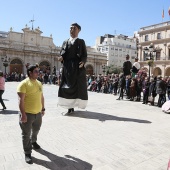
[70, 25, 80, 38]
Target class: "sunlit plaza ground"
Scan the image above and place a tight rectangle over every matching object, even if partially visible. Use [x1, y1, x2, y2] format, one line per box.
[0, 82, 170, 170]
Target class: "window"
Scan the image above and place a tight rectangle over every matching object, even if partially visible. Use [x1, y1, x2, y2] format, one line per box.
[156, 51, 160, 60]
[145, 35, 149, 41]
[157, 33, 161, 39]
[102, 47, 105, 52]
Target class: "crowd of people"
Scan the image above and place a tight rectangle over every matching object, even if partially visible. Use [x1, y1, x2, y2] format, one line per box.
[4, 71, 60, 85]
[87, 54, 170, 109]
[87, 72, 170, 108]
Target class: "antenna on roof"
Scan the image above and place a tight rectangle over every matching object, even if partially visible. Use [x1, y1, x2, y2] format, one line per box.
[114, 30, 117, 35]
[29, 15, 35, 30]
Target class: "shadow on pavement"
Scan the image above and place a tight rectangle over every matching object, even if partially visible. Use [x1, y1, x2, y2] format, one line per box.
[0, 110, 18, 114]
[67, 111, 152, 124]
[33, 149, 92, 170]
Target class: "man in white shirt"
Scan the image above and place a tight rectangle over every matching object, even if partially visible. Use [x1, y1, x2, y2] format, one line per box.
[132, 57, 140, 77]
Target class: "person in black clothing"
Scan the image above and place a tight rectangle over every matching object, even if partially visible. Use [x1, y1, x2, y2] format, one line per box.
[116, 73, 126, 100]
[58, 23, 88, 114]
[125, 75, 131, 99]
[156, 76, 166, 107]
[136, 77, 142, 101]
[148, 77, 157, 106]
[142, 77, 150, 104]
[123, 54, 132, 76]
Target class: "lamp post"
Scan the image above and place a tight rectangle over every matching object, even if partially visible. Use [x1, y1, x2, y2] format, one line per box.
[143, 43, 156, 81]
[102, 65, 106, 75]
[1, 56, 10, 75]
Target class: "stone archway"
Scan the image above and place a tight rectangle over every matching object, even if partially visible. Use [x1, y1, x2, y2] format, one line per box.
[10, 58, 23, 74]
[165, 67, 170, 76]
[85, 64, 93, 75]
[153, 67, 162, 76]
[39, 60, 51, 74]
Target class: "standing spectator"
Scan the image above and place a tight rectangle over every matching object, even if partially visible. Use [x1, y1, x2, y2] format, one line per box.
[96, 77, 102, 93]
[52, 66, 56, 75]
[113, 74, 119, 95]
[0, 71, 6, 110]
[117, 73, 125, 100]
[125, 75, 131, 99]
[148, 77, 157, 106]
[43, 73, 48, 84]
[136, 77, 142, 101]
[131, 57, 140, 77]
[156, 75, 166, 107]
[167, 77, 170, 100]
[123, 54, 132, 76]
[48, 74, 52, 84]
[17, 65, 45, 164]
[129, 77, 137, 101]
[142, 77, 150, 104]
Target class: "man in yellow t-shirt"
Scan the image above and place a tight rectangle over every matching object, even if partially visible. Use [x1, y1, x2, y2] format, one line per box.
[17, 64, 45, 164]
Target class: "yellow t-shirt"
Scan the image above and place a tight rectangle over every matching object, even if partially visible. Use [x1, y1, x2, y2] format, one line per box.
[17, 78, 43, 114]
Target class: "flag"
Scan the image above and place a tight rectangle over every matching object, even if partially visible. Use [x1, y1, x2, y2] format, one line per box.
[162, 9, 164, 18]
[168, 7, 170, 16]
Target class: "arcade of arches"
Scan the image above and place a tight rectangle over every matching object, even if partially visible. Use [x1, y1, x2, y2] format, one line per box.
[10, 59, 23, 74]
[7, 60, 98, 76]
[152, 67, 170, 76]
[153, 67, 162, 76]
[8, 59, 52, 74]
[165, 67, 170, 76]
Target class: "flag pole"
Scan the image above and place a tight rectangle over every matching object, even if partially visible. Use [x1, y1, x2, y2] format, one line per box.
[162, 8, 164, 22]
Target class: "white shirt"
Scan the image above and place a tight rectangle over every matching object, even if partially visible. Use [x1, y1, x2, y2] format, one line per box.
[133, 62, 140, 70]
[69, 37, 78, 45]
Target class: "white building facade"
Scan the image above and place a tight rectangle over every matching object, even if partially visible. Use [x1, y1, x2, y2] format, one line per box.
[138, 21, 170, 76]
[95, 34, 137, 68]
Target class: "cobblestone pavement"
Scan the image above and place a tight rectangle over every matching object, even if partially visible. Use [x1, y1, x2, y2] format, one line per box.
[0, 82, 170, 170]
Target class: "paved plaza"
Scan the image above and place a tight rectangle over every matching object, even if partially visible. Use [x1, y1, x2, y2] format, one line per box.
[0, 82, 170, 170]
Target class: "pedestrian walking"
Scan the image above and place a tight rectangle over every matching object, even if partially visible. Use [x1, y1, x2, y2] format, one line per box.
[0, 71, 6, 110]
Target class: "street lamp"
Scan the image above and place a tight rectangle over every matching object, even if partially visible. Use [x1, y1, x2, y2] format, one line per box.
[102, 65, 106, 75]
[1, 56, 10, 75]
[143, 43, 156, 80]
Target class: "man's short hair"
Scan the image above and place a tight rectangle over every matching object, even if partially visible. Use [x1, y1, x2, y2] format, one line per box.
[71, 23, 81, 30]
[27, 64, 38, 76]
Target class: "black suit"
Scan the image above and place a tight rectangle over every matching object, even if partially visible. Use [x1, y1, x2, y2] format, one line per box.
[123, 60, 132, 76]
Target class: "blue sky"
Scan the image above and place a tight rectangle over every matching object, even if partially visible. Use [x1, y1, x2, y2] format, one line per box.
[1, 0, 170, 46]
